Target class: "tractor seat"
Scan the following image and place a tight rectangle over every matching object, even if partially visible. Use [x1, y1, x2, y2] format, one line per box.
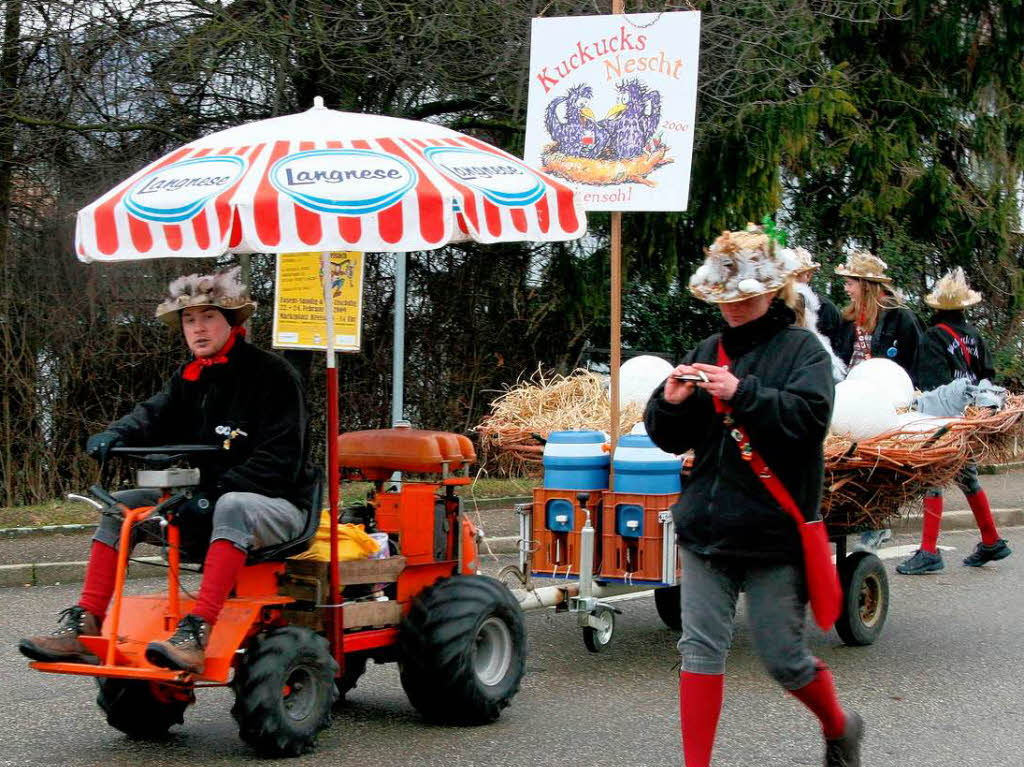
[246, 468, 324, 564]
[337, 428, 475, 481]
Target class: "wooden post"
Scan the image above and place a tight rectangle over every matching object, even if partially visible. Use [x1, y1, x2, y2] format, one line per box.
[609, 0, 625, 473]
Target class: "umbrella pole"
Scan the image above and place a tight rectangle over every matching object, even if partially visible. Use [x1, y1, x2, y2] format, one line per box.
[321, 252, 342, 664]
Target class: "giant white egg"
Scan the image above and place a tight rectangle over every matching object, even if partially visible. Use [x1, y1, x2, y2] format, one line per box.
[845, 357, 915, 408]
[618, 355, 675, 407]
[830, 379, 899, 440]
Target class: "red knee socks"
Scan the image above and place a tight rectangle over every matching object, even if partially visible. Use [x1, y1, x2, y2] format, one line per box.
[965, 490, 999, 545]
[78, 540, 119, 621]
[789, 660, 846, 739]
[192, 540, 246, 626]
[920, 495, 943, 553]
[679, 672, 724, 767]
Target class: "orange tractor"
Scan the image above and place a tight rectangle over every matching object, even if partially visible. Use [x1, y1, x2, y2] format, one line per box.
[27, 428, 526, 757]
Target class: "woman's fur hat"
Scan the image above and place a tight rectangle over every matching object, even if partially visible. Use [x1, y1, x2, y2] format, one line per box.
[834, 250, 891, 283]
[689, 223, 802, 304]
[155, 266, 256, 327]
[924, 267, 982, 310]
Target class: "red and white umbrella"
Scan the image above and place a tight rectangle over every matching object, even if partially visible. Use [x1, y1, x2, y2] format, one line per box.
[74, 98, 588, 643]
[76, 98, 584, 261]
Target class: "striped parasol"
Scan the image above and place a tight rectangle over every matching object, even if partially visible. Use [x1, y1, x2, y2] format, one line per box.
[76, 98, 585, 261]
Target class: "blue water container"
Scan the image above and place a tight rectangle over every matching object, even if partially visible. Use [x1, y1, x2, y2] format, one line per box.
[542, 430, 610, 490]
[613, 433, 682, 494]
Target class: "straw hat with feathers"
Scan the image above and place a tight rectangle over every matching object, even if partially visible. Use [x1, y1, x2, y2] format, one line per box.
[790, 246, 820, 274]
[156, 265, 256, 327]
[689, 223, 802, 304]
[925, 267, 982, 310]
[834, 250, 891, 283]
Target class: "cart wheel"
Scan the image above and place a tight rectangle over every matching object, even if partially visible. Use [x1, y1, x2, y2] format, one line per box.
[835, 551, 889, 646]
[653, 585, 682, 631]
[582, 606, 616, 653]
[335, 654, 368, 705]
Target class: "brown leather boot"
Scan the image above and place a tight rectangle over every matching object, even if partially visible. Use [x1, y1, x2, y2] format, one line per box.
[145, 614, 209, 674]
[18, 606, 101, 664]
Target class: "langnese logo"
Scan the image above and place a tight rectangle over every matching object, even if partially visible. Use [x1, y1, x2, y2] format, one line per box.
[270, 149, 417, 216]
[124, 155, 247, 223]
[423, 146, 545, 207]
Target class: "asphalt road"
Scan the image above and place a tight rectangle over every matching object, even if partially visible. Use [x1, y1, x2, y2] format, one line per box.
[2, 525, 1023, 767]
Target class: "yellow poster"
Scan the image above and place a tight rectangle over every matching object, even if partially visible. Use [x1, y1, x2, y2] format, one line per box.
[272, 251, 364, 351]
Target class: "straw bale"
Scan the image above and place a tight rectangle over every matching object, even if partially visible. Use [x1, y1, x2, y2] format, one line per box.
[475, 366, 644, 477]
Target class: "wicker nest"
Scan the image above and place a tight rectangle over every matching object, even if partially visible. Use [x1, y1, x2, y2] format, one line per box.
[822, 394, 1024, 531]
[475, 367, 644, 477]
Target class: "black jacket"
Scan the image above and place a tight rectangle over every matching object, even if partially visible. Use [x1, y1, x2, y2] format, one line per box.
[816, 293, 842, 350]
[833, 306, 922, 384]
[107, 338, 317, 510]
[915, 311, 996, 391]
[644, 302, 834, 563]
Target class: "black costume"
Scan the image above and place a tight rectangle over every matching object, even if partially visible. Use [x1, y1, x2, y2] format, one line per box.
[833, 306, 922, 384]
[915, 310, 995, 391]
[645, 300, 835, 563]
[107, 337, 317, 510]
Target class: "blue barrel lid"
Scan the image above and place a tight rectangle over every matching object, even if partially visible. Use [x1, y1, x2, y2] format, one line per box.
[617, 434, 655, 449]
[546, 430, 606, 444]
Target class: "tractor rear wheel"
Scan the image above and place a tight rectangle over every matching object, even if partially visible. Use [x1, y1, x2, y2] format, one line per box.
[96, 678, 193, 738]
[231, 626, 338, 757]
[399, 575, 526, 725]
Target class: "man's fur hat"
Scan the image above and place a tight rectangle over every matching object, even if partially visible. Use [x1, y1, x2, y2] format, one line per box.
[689, 223, 801, 304]
[156, 266, 256, 327]
[834, 250, 891, 283]
[924, 267, 982, 310]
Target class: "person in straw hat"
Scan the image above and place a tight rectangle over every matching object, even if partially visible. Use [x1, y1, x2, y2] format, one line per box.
[833, 250, 922, 380]
[19, 266, 317, 674]
[646, 224, 863, 767]
[791, 246, 842, 349]
[896, 267, 1012, 575]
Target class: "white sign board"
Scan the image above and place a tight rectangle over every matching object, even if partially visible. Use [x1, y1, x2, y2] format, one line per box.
[524, 12, 700, 212]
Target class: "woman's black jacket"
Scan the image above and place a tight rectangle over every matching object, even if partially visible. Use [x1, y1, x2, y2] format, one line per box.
[105, 338, 317, 510]
[833, 306, 922, 384]
[915, 311, 996, 391]
[644, 307, 834, 564]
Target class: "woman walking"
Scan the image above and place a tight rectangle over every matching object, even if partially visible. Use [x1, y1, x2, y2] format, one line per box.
[646, 225, 862, 767]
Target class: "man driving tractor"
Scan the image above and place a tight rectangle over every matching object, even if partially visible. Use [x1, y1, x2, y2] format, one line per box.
[18, 266, 317, 674]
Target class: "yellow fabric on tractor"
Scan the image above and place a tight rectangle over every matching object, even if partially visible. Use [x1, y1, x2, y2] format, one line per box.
[290, 514, 381, 562]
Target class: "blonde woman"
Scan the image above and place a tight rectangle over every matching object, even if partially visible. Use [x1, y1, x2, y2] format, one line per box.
[833, 251, 922, 382]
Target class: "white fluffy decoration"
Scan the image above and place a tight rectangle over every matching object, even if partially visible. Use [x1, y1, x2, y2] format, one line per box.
[893, 412, 956, 433]
[845, 357, 915, 408]
[830, 379, 899, 440]
[618, 355, 675, 407]
[794, 283, 848, 382]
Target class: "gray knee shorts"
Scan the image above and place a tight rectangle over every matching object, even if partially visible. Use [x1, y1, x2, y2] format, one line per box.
[926, 462, 982, 498]
[94, 489, 305, 555]
[677, 546, 817, 690]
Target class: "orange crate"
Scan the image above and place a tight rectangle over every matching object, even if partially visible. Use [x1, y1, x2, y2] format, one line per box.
[529, 488, 605, 578]
[598, 491, 680, 585]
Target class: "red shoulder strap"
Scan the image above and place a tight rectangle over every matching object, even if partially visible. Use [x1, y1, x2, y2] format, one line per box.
[713, 342, 804, 525]
[935, 323, 971, 365]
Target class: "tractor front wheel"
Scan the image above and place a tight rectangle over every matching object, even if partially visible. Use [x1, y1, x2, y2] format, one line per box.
[96, 678, 193, 738]
[399, 575, 526, 725]
[231, 626, 338, 757]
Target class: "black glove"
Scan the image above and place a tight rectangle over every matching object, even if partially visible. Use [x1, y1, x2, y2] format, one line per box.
[85, 431, 121, 463]
[172, 492, 215, 525]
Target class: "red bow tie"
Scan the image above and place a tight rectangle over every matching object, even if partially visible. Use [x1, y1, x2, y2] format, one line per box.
[182, 326, 246, 382]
